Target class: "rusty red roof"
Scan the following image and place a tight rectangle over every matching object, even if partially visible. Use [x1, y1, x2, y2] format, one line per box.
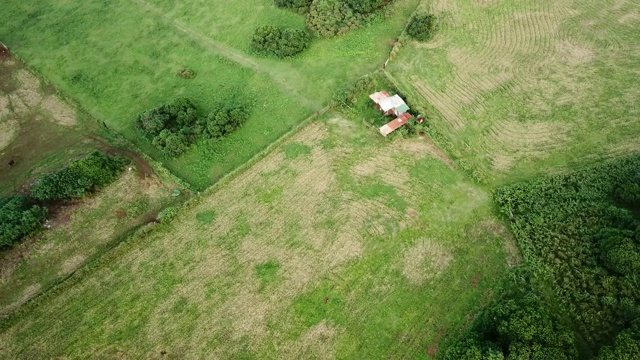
[379, 113, 413, 136]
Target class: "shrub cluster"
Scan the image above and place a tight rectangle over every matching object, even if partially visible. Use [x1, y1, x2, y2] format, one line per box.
[406, 13, 436, 41]
[486, 155, 640, 357]
[0, 196, 47, 247]
[137, 98, 251, 156]
[274, 0, 313, 13]
[306, 0, 362, 37]
[251, 26, 311, 58]
[31, 152, 128, 201]
[272, 0, 396, 39]
[341, 0, 392, 14]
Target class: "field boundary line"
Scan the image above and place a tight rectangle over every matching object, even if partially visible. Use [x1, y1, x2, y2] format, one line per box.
[129, 0, 320, 109]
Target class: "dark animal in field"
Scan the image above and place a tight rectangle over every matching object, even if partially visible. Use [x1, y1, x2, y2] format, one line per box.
[8, 160, 15, 167]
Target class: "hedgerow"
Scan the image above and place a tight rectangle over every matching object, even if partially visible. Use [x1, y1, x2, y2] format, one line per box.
[491, 155, 640, 355]
[0, 196, 47, 247]
[31, 152, 129, 201]
[251, 26, 311, 58]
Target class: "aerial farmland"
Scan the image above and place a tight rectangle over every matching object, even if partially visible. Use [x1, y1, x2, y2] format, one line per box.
[1, 0, 639, 359]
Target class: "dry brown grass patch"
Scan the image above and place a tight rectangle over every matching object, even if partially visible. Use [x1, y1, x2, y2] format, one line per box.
[282, 320, 339, 360]
[41, 96, 77, 126]
[402, 239, 453, 285]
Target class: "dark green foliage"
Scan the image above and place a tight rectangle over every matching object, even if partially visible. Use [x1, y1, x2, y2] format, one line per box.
[137, 97, 202, 156]
[137, 98, 251, 156]
[274, 0, 313, 13]
[307, 0, 362, 37]
[152, 129, 190, 158]
[31, 152, 128, 201]
[441, 269, 578, 360]
[407, 13, 436, 41]
[597, 321, 640, 359]
[205, 103, 251, 139]
[0, 196, 47, 247]
[493, 156, 640, 353]
[342, 0, 391, 14]
[251, 26, 311, 58]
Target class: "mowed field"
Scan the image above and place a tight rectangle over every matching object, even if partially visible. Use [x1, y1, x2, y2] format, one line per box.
[0, 117, 517, 358]
[388, 0, 640, 184]
[0, 0, 419, 188]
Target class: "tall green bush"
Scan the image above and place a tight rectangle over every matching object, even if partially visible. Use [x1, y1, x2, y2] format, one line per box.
[251, 26, 311, 58]
[342, 0, 391, 14]
[407, 14, 436, 41]
[31, 152, 128, 201]
[0, 196, 47, 247]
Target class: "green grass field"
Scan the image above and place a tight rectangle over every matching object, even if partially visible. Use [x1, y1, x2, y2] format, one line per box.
[1, 0, 639, 358]
[0, 114, 517, 358]
[0, 0, 419, 188]
[387, 0, 640, 185]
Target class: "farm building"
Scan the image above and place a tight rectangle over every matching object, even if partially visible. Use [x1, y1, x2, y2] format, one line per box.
[379, 112, 413, 137]
[370, 91, 413, 136]
[369, 91, 410, 117]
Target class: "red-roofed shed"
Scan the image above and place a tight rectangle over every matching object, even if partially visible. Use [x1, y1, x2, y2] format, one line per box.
[379, 113, 413, 137]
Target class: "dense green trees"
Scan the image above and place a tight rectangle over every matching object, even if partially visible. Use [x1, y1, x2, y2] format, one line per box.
[597, 321, 640, 359]
[407, 14, 436, 41]
[0, 196, 47, 247]
[441, 270, 578, 360]
[274, 0, 313, 13]
[137, 98, 251, 156]
[31, 152, 128, 201]
[489, 156, 640, 357]
[342, 0, 391, 14]
[251, 26, 311, 58]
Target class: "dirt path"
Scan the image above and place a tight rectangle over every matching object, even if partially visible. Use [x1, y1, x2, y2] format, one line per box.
[130, 0, 321, 110]
[90, 136, 155, 179]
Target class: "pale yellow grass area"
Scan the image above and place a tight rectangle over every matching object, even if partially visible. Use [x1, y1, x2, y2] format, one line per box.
[40, 96, 77, 126]
[0, 118, 18, 151]
[0, 169, 173, 314]
[117, 122, 420, 352]
[489, 120, 572, 170]
[281, 321, 339, 360]
[402, 239, 453, 285]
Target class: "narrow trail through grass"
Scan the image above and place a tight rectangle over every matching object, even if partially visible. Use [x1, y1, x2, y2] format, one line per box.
[130, 0, 320, 109]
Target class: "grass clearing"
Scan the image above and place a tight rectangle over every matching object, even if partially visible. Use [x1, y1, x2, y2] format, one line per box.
[0, 115, 514, 358]
[0, 0, 419, 188]
[387, 0, 640, 185]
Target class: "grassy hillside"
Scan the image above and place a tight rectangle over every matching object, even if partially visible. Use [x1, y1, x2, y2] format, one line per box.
[387, 0, 640, 185]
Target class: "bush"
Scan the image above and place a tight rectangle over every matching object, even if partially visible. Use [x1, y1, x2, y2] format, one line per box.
[0, 196, 47, 247]
[157, 206, 179, 224]
[31, 152, 128, 201]
[307, 0, 362, 37]
[251, 26, 311, 58]
[205, 103, 251, 139]
[407, 14, 436, 41]
[137, 97, 202, 156]
[342, 0, 392, 14]
[274, 0, 313, 13]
